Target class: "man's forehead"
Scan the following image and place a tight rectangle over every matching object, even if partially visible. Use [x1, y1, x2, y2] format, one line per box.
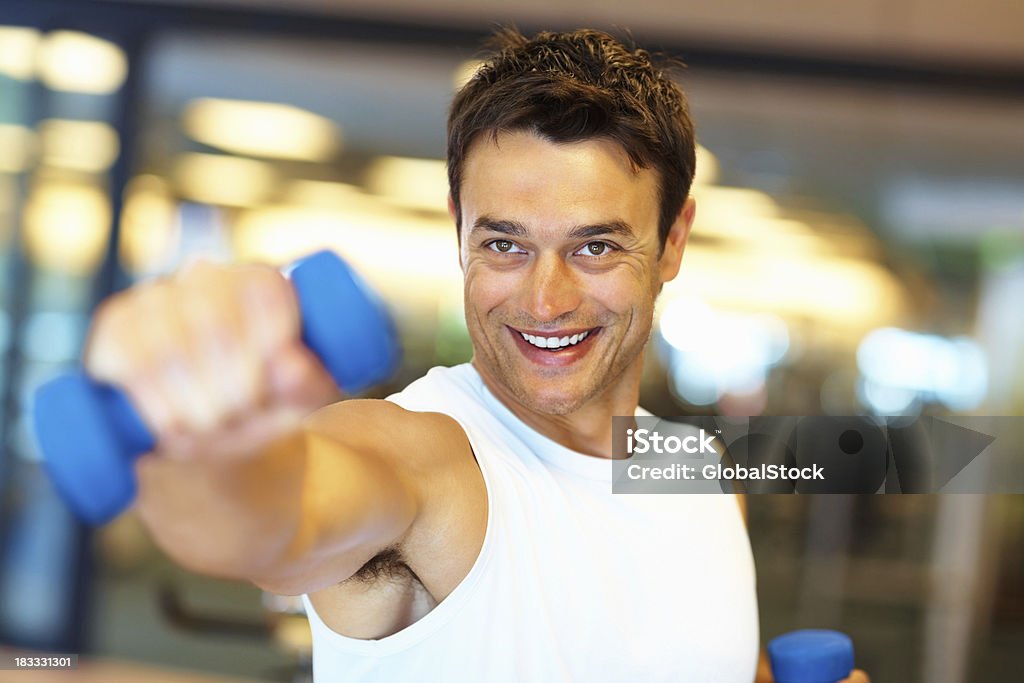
[462, 129, 642, 175]
[457, 131, 660, 242]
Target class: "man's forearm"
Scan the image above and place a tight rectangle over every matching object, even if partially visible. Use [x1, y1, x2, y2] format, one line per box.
[132, 411, 422, 595]
[134, 430, 309, 580]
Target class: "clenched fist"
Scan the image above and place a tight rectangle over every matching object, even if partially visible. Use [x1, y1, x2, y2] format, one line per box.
[84, 260, 340, 462]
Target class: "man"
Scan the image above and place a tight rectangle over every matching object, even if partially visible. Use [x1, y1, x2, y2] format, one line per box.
[86, 28, 867, 682]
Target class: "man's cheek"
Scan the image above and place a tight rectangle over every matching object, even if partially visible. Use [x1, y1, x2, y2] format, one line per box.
[470, 267, 523, 297]
[587, 279, 647, 316]
[465, 280, 511, 318]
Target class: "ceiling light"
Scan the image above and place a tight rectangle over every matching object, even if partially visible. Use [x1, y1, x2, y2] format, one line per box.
[39, 119, 119, 173]
[37, 31, 127, 94]
[0, 124, 35, 173]
[365, 156, 448, 213]
[173, 153, 277, 207]
[0, 26, 40, 80]
[23, 180, 111, 275]
[182, 98, 340, 162]
[120, 175, 179, 275]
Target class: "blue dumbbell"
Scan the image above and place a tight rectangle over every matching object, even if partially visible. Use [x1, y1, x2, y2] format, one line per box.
[769, 629, 855, 683]
[31, 250, 400, 525]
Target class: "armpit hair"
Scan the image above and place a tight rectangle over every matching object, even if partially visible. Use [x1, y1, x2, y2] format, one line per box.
[347, 544, 412, 584]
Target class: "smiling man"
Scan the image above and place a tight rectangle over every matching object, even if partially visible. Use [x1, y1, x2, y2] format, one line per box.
[458, 129, 685, 452]
[87, 28, 866, 682]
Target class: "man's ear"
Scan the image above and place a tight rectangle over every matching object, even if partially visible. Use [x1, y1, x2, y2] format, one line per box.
[659, 196, 696, 283]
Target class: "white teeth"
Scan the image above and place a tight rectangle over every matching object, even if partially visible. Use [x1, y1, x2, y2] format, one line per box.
[520, 330, 592, 350]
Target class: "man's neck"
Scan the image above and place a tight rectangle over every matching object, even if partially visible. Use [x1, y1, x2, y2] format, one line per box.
[472, 358, 642, 458]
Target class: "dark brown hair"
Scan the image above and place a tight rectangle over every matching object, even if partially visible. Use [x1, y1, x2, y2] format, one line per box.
[447, 28, 696, 249]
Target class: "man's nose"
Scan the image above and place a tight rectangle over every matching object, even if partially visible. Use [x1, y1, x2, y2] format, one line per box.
[520, 252, 582, 323]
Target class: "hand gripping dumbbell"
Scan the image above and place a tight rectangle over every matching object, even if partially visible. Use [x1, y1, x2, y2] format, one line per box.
[769, 629, 855, 683]
[31, 251, 401, 525]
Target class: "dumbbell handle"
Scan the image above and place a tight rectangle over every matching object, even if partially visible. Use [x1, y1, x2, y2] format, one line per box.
[768, 629, 854, 683]
[32, 251, 399, 524]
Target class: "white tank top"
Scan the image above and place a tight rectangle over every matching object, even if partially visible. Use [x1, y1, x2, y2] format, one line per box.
[302, 364, 759, 682]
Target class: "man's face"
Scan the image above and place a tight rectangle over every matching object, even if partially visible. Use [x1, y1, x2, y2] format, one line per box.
[455, 129, 692, 416]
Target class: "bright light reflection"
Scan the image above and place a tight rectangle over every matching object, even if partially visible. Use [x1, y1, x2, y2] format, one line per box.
[37, 31, 127, 94]
[665, 247, 903, 329]
[232, 203, 460, 304]
[23, 180, 111, 275]
[857, 327, 989, 412]
[39, 119, 119, 172]
[120, 175, 179, 275]
[174, 153, 276, 207]
[182, 98, 340, 162]
[0, 124, 35, 173]
[365, 156, 448, 214]
[0, 26, 40, 80]
[658, 297, 790, 406]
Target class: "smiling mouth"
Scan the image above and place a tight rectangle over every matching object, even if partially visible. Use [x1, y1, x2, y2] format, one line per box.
[513, 327, 600, 351]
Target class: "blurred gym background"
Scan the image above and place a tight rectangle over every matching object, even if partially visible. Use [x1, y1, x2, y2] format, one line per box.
[0, 0, 1022, 681]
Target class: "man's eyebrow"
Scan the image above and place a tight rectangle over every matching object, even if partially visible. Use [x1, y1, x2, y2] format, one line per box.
[566, 221, 637, 240]
[470, 217, 637, 240]
[470, 217, 527, 237]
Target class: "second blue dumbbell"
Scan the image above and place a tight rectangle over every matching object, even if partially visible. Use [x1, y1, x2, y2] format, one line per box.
[769, 629, 855, 683]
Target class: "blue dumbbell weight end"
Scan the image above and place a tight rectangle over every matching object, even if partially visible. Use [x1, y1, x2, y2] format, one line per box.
[769, 629, 854, 683]
[32, 250, 400, 525]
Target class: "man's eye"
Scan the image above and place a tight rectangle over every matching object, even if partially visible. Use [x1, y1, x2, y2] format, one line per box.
[488, 239, 523, 254]
[576, 241, 612, 256]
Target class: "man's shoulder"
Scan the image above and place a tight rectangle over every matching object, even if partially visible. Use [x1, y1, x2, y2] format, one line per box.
[385, 363, 480, 410]
[306, 396, 470, 473]
[301, 364, 476, 452]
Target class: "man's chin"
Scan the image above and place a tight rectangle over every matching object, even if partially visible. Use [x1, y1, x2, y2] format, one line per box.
[475, 353, 597, 415]
[512, 380, 589, 416]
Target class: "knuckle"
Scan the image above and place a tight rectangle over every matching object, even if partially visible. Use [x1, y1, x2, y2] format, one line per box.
[242, 265, 294, 313]
[179, 300, 232, 357]
[162, 390, 214, 435]
[236, 270, 299, 354]
[179, 267, 252, 343]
